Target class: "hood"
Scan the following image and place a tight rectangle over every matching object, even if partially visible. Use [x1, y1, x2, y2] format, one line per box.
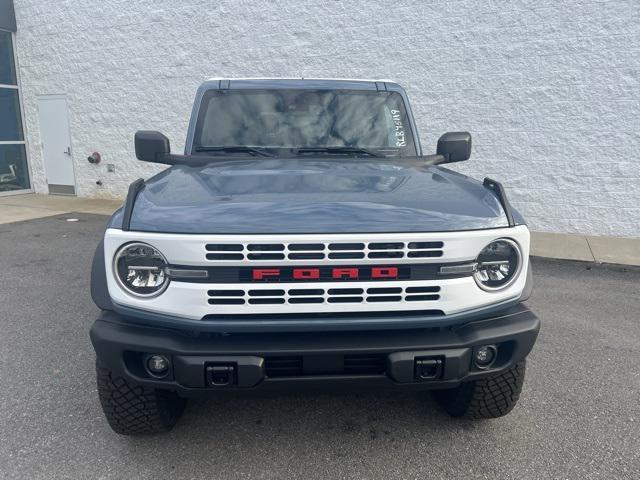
[118, 159, 511, 234]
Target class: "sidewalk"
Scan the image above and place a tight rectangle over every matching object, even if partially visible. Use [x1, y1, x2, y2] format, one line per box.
[0, 193, 121, 223]
[1, 193, 639, 266]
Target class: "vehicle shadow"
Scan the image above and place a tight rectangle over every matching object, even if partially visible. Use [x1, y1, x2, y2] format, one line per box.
[170, 388, 484, 440]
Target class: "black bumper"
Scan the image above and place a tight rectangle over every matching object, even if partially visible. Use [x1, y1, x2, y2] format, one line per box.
[90, 304, 540, 397]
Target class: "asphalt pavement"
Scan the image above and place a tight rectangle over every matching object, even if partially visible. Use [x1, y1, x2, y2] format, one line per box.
[1, 213, 639, 479]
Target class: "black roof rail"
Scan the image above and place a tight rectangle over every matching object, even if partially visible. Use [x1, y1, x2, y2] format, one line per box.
[121, 178, 145, 231]
[375, 81, 387, 92]
[483, 178, 515, 227]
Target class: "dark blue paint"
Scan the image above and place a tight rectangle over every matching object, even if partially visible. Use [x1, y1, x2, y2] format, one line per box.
[107, 78, 526, 234]
[112, 159, 517, 234]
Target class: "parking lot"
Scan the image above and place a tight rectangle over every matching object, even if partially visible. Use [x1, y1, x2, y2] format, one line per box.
[1, 213, 639, 479]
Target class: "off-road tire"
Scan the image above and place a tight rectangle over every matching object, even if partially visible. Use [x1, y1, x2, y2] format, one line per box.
[96, 364, 186, 435]
[435, 360, 526, 419]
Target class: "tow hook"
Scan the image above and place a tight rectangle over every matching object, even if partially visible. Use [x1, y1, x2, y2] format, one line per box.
[415, 357, 444, 381]
[206, 364, 236, 386]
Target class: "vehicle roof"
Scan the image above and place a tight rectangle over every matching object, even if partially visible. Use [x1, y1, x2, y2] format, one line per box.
[199, 77, 403, 91]
[205, 77, 397, 83]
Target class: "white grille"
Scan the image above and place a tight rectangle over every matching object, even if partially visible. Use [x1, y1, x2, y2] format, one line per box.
[104, 226, 531, 320]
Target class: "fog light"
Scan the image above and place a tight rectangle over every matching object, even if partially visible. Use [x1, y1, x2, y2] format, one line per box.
[146, 354, 170, 376]
[473, 345, 497, 369]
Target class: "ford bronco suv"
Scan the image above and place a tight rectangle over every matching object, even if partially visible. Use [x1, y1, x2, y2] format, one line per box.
[90, 78, 539, 435]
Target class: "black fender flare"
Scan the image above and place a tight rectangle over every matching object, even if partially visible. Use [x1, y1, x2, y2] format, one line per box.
[91, 239, 114, 311]
[519, 259, 534, 302]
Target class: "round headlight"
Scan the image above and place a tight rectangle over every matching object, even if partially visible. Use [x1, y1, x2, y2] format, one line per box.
[473, 239, 521, 291]
[113, 242, 169, 297]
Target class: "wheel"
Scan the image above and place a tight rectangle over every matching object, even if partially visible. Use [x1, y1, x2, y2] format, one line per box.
[96, 364, 186, 435]
[435, 360, 526, 419]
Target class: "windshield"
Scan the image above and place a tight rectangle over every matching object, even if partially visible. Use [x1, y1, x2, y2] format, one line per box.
[193, 89, 418, 157]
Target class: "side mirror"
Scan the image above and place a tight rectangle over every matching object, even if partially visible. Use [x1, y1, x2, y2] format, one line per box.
[134, 131, 170, 162]
[436, 131, 472, 163]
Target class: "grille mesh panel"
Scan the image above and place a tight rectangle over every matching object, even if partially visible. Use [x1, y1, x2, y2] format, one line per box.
[207, 285, 441, 305]
[204, 240, 444, 262]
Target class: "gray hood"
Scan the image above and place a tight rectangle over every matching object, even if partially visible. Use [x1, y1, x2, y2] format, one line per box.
[114, 159, 515, 234]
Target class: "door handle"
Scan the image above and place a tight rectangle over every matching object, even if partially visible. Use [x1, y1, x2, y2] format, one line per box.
[63, 146, 71, 156]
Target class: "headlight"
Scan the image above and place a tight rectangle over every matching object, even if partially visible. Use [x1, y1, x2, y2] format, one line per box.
[473, 239, 521, 291]
[113, 242, 169, 297]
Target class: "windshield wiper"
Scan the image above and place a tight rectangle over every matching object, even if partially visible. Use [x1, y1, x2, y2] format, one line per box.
[296, 146, 383, 158]
[194, 146, 274, 157]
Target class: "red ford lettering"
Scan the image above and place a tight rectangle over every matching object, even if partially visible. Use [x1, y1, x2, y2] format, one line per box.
[332, 268, 359, 280]
[371, 267, 398, 279]
[252, 266, 400, 281]
[293, 268, 320, 280]
[252, 268, 281, 280]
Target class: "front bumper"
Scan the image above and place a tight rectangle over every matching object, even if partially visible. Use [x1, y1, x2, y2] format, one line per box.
[90, 304, 540, 397]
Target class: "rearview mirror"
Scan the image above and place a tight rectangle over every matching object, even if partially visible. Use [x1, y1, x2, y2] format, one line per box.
[135, 131, 171, 162]
[436, 132, 472, 163]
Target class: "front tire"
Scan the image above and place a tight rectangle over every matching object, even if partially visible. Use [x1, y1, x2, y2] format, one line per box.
[96, 364, 186, 435]
[435, 360, 526, 419]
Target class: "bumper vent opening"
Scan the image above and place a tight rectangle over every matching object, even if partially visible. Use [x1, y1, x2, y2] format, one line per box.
[264, 354, 386, 378]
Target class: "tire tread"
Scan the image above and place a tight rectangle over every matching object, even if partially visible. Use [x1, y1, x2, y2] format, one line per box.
[96, 364, 185, 435]
[436, 360, 526, 419]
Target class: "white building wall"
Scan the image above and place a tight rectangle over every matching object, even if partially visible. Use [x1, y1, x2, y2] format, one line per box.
[12, 0, 640, 237]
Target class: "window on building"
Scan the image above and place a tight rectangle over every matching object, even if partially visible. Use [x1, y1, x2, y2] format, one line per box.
[0, 29, 29, 192]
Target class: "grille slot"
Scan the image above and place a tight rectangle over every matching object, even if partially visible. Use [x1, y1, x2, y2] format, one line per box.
[328, 296, 363, 303]
[289, 243, 325, 251]
[367, 287, 402, 294]
[249, 298, 285, 305]
[205, 244, 243, 251]
[288, 252, 324, 260]
[408, 241, 444, 249]
[328, 252, 365, 259]
[208, 289, 244, 297]
[369, 242, 403, 250]
[289, 297, 324, 304]
[406, 286, 441, 293]
[208, 298, 245, 305]
[206, 253, 244, 260]
[367, 295, 402, 302]
[247, 244, 284, 251]
[329, 243, 365, 251]
[408, 251, 443, 258]
[247, 253, 285, 260]
[249, 289, 285, 297]
[406, 294, 440, 301]
[203, 239, 445, 262]
[328, 288, 364, 295]
[289, 288, 324, 296]
[368, 251, 403, 259]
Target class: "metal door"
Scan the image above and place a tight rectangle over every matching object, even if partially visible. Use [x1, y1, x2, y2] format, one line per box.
[37, 95, 76, 195]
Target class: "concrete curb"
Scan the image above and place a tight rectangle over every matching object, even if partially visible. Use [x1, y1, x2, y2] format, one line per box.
[2, 194, 639, 266]
[530, 232, 640, 267]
